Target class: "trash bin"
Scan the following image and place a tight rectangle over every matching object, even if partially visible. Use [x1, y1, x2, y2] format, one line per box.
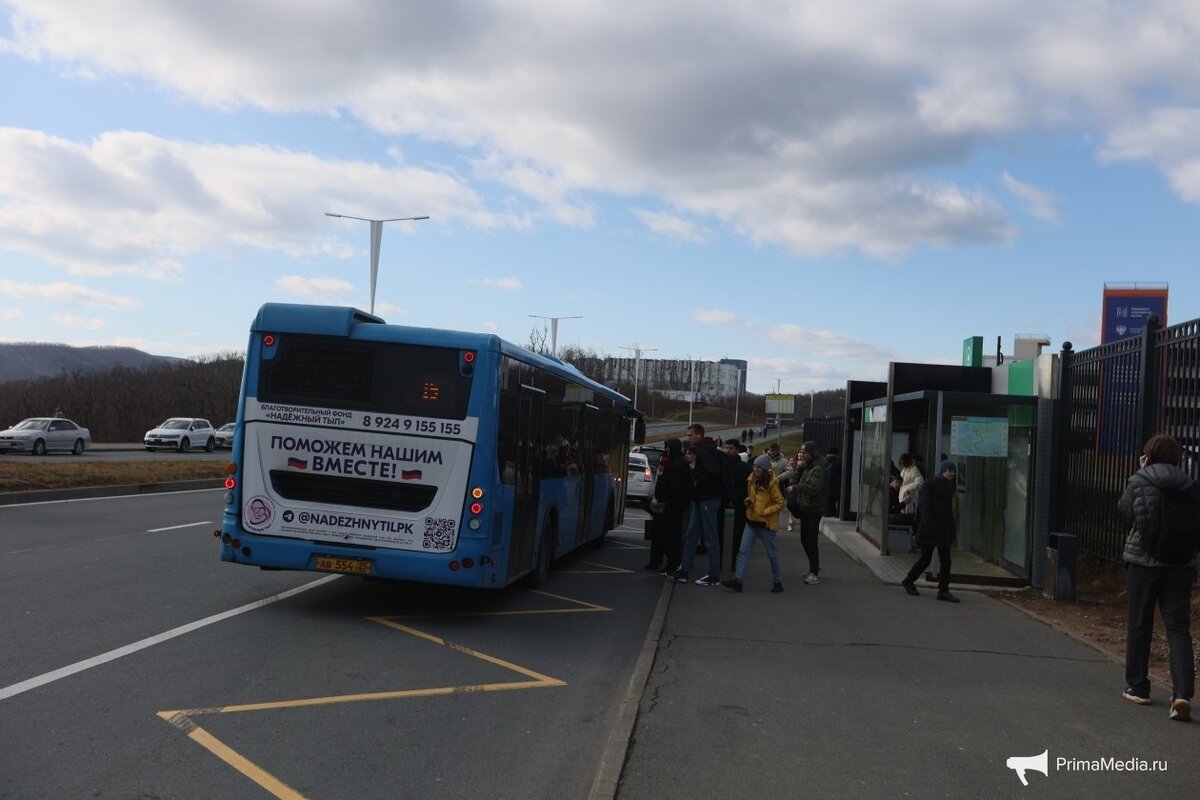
[1044, 532, 1077, 601]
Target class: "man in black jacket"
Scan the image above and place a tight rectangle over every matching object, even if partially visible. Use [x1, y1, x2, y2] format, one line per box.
[668, 424, 724, 586]
[722, 438, 753, 565]
[901, 460, 959, 603]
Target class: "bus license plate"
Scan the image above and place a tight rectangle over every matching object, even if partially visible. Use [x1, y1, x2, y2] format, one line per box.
[314, 556, 373, 575]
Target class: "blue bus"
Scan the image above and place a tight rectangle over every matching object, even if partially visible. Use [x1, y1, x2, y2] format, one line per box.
[218, 303, 645, 588]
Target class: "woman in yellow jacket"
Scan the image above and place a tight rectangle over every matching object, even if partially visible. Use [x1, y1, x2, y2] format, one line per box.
[723, 454, 786, 593]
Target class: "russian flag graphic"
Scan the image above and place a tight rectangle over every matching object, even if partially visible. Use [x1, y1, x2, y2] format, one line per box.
[401, 469, 422, 480]
[287, 457, 308, 469]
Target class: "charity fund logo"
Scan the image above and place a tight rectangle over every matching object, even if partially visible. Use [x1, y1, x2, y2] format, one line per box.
[1006, 749, 1167, 785]
[1006, 750, 1048, 786]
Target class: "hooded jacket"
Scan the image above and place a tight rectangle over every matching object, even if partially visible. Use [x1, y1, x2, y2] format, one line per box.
[745, 469, 785, 530]
[1117, 462, 1200, 567]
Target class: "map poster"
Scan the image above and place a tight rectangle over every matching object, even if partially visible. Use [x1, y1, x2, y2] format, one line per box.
[950, 416, 1009, 457]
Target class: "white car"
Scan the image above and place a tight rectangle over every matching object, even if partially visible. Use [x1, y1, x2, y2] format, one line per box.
[214, 422, 236, 449]
[626, 452, 656, 509]
[0, 417, 91, 455]
[144, 418, 217, 452]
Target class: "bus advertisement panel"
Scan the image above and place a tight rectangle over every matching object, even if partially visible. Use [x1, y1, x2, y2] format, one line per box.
[218, 303, 640, 589]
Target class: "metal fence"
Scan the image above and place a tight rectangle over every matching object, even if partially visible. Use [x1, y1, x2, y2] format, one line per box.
[802, 416, 844, 458]
[1058, 316, 1200, 561]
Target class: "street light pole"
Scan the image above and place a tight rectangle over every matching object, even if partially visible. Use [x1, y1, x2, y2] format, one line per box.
[528, 314, 583, 356]
[734, 367, 742, 426]
[325, 212, 429, 314]
[619, 343, 657, 413]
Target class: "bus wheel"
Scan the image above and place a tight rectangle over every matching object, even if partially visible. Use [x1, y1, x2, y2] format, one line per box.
[530, 521, 554, 588]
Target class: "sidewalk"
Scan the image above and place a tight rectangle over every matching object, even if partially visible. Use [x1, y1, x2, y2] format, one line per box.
[614, 521, 1199, 799]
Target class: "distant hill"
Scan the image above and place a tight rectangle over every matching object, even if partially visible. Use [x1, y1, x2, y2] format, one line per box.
[0, 343, 184, 384]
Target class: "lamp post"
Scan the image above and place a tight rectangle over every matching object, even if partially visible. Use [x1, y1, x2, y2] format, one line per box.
[619, 343, 657, 413]
[528, 314, 582, 356]
[734, 367, 742, 426]
[324, 212, 429, 314]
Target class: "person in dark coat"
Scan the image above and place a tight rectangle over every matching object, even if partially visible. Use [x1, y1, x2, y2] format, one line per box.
[901, 460, 959, 602]
[1117, 433, 1199, 720]
[649, 438, 690, 574]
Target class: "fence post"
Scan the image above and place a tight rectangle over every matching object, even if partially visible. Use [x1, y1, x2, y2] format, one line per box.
[1136, 315, 1161, 450]
[1051, 341, 1073, 533]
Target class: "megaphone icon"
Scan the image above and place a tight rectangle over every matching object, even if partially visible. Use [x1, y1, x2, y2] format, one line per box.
[1005, 750, 1049, 786]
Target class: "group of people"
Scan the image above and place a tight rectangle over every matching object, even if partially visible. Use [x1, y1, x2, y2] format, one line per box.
[644, 424, 841, 593]
[642, 425, 1198, 724]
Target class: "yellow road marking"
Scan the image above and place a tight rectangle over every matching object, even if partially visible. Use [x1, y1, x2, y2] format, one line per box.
[158, 589, 611, 798]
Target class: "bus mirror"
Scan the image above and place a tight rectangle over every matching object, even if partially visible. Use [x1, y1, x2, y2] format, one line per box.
[633, 416, 646, 445]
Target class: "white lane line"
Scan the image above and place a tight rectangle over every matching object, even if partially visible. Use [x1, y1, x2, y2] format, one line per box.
[147, 521, 212, 533]
[0, 486, 222, 510]
[0, 574, 342, 702]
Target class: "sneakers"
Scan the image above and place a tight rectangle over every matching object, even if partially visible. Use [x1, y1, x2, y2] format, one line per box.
[1122, 688, 1152, 705]
[901, 581, 920, 596]
[721, 578, 743, 593]
[803, 572, 819, 585]
[666, 569, 689, 583]
[1169, 697, 1192, 721]
[771, 582, 784, 593]
[695, 574, 721, 586]
[936, 591, 960, 603]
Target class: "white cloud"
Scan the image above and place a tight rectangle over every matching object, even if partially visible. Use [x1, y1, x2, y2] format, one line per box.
[1001, 172, 1060, 223]
[373, 302, 410, 318]
[693, 309, 739, 325]
[275, 275, 355, 298]
[765, 323, 895, 364]
[1100, 108, 1200, 203]
[483, 320, 499, 331]
[469, 276, 523, 291]
[0, 308, 23, 321]
[5, 1, 1200, 258]
[0, 127, 497, 283]
[53, 313, 106, 330]
[632, 208, 709, 244]
[0, 279, 138, 309]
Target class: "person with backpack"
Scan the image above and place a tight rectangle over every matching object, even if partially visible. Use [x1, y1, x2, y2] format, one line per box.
[668, 424, 725, 586]
[1117, 433, 1199, 721]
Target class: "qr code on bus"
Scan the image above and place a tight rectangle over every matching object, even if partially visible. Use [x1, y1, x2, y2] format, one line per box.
[422, 517, 456, 550]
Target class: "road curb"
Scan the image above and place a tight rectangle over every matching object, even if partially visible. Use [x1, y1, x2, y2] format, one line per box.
[588, 574, 674, 800]
[0, 479, 223, 506]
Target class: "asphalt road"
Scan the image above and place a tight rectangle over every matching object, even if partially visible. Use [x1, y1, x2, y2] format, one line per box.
[0, 489, 664, 799]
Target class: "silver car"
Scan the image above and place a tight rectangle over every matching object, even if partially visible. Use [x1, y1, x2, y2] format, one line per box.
[214, 422, 236, 449]
[626, 452, 656, 509]
[144, 418, 217, 452]
[0, 417, 92, 455]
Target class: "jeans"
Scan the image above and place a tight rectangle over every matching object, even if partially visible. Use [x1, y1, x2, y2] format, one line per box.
[1125, 562, 1196, 699]
[681, 497, 721, 576]
[734, 522, 781, 584]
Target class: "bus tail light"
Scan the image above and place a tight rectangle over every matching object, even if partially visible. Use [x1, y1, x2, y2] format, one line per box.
[462, 557, 474, 569]
[469, 502, 483, 515]
[449, 561, 461, 571]
[213, 529, 222, 538]
[224, 477, 237, 489]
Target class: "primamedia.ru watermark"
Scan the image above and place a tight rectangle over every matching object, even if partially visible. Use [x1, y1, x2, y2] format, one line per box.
[1006, 750, 1167, 786]
[1057, 756, 1167, 773]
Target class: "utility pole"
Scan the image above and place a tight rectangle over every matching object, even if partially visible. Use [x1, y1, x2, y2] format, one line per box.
[528, 314, 582, 356]
[619, 344, 657, 414]
[734, 367, 743, 426]
[324, 212, 429, 314]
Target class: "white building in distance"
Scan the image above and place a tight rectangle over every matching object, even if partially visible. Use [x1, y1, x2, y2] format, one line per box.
[600, 357, 747, 403]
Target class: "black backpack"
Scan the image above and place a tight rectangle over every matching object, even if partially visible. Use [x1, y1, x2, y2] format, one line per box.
[1151, 486, 1200, 565]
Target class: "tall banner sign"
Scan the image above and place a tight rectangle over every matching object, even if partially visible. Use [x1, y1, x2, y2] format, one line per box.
[1099, 286, 1168, 455]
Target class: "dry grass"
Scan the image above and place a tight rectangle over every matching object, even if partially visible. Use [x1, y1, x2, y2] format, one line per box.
[0, 460, 226, 492]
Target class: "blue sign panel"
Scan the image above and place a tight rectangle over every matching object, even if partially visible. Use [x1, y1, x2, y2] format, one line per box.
[1102, 292, 1166, 343]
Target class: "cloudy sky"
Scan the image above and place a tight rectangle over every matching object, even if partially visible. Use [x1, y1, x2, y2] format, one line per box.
[2, 1, 1199, 395]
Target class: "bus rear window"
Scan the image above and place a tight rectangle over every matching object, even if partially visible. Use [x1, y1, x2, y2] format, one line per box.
[258, 334, 472, 419]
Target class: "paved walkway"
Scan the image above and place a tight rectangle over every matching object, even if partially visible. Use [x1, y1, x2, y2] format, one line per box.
[612, 519, 1199, 799]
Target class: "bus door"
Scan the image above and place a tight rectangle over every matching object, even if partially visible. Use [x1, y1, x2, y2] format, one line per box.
[507, 387, 545, 581]
[575, 404, 600, 546]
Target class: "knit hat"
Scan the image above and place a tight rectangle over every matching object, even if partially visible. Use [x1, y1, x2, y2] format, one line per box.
[801, 441, 818, 455]
[938, 459, 957, 474]
[753, 454, 772, 471]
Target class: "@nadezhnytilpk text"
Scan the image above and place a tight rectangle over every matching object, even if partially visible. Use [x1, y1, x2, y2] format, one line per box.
[1006, 750, 1168, 785]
